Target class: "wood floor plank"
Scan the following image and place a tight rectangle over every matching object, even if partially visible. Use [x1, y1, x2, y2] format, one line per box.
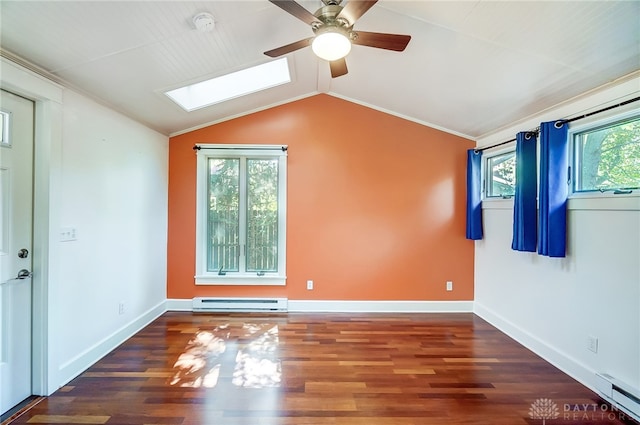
[26, 415, 110, 424]
[6, 312, 638, 425]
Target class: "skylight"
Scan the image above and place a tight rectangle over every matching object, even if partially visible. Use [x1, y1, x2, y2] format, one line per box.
[165, 57, 291, 112]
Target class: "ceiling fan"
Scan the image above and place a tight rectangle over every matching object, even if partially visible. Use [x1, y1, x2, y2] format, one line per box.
[264, 0, 411, 78]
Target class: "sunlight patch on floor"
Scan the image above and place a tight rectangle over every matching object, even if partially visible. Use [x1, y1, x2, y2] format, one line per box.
[169, 322, 281, 389]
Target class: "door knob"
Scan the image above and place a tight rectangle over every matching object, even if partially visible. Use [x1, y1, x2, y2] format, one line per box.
[0, 270, 33, 286]
[18, 248, 29, 258]
[16, 269, 32, 279]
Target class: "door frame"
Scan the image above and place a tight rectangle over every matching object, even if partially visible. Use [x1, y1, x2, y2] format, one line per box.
[1, 56, 63, 396]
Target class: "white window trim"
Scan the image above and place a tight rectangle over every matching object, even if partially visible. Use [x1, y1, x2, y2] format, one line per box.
[194, 144, 287, 285]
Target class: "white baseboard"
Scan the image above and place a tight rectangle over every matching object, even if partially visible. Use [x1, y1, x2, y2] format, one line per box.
[55, 300, 166, 391]
[288, 300, 474, 313]
[474, 301, 597, 393]
[165, 299, 473, 313]
[166, 298, 192, 311]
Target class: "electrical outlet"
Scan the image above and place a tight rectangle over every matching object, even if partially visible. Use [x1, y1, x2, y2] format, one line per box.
[587, 335, 598, 353]
[306, 280, 313, 290]
[446, 281, 453, 291]
[118, 302, 125, 315]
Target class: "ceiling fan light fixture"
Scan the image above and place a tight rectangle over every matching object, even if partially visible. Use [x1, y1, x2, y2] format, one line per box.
[312, 27, 351, 61]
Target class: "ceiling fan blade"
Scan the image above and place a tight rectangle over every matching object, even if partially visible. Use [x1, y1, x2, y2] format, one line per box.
[264, 37, 313, 57]
[268, 0, 318, 25]
[352, 31, 411, 51]
[330, 58, 348, 78]
[337, 0, 378, 26]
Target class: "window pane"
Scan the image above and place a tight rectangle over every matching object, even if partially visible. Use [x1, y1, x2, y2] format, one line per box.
[207, 158, 239, 272]
[246, 159, 278, 272]
[575, 117, 640, 192]
[0, 111, 8, 145]
[487, 151, 516, 197]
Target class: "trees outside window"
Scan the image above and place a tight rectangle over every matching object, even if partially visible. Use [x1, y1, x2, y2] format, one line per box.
[486, 151, 516, 198]
[574, 116, 640, 192]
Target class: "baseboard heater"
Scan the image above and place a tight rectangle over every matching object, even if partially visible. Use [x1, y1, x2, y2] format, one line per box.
[192, 297, 288, 312]
[595, 373, 640, 422]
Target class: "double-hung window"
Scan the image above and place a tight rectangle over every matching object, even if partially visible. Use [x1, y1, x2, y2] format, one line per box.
[195, 145, 287, 285]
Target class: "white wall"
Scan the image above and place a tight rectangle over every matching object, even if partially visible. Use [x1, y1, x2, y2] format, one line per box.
[51, 90, 169, 386]
[474, 74, 640, 394]
[1, 58, 169, 393]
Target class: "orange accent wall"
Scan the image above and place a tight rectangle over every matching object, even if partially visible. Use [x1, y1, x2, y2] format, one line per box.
[167, 94, 475, 301]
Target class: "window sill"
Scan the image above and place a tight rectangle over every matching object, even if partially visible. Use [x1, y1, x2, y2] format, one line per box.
[195, 274, 287, 286]
[482, 193, 639, 211]
[482, 198, 513, 210]
[568, 192, 639, 211]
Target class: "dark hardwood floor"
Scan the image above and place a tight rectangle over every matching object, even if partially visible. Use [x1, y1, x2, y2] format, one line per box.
[5, 312, 638, 425]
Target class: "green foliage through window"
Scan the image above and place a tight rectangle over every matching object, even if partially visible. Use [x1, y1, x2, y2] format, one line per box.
[487, 151, 516, 198]
[207, 158, 239, 272]
[206, 156, 280, 274]
[247, 159, 278, 272]
[574, 116, 640, 192]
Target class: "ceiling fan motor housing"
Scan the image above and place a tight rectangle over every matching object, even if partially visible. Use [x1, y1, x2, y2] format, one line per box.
[313, 4, 352, 28]
[312, 3, 357, 43]
[321, 0, 343, 6]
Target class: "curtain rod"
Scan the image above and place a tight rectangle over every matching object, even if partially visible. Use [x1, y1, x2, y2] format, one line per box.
[475, 95, 640, 153]
[193, 145, 287, 151]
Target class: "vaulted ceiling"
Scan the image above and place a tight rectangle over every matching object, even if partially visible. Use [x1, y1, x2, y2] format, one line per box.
[1, 1, 638, 138]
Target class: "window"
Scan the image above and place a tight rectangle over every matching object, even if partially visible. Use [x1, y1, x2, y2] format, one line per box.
[485, 150, 516, 198]
[0, 110, 9, 146]
[195, 145, 287, 285]
[572, 115, 640, 193]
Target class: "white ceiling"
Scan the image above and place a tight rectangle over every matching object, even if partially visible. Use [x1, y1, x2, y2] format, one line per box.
[1, 1, 638, 138]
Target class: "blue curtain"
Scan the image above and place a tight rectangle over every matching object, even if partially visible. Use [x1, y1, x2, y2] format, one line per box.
[511, 132, 537, 252]
[538, 121, 569, 257]
[466, 149, 483, 240]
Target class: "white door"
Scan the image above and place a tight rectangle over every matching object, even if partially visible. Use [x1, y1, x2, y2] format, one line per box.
[0, 89, 34, 415]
